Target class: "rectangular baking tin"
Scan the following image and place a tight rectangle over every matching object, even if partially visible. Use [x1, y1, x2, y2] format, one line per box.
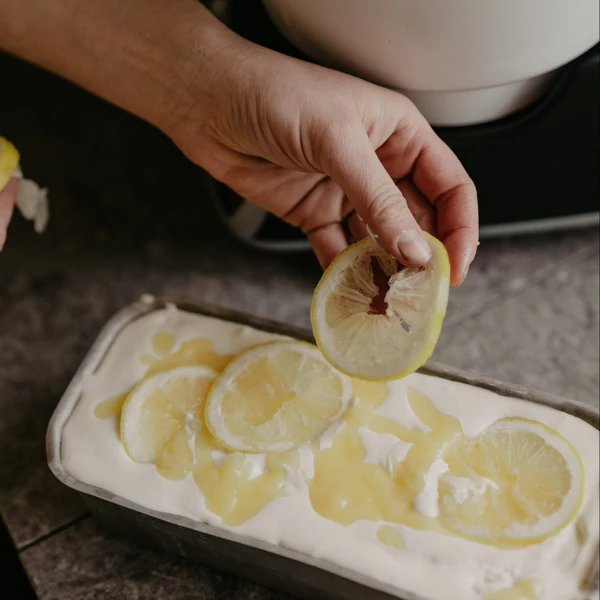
[47, 296, 600, 600]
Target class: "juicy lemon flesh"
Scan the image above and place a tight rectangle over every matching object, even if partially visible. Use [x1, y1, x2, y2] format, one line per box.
[439, 419, 584, 546]
[0, 137, 20, 191]
[325, 248, 431, 368]
[207, 342, 351, 453]
[121, 368, 215, 469]
[313, 234, 449, 381]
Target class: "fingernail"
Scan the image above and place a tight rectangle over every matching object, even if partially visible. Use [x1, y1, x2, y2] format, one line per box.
[455, 251, 473, 285]
[397, 230, 432, 265]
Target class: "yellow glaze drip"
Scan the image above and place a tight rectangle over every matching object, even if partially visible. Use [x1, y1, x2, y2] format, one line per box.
[376, 525, 406, 550]
[483, 579, 541, 600]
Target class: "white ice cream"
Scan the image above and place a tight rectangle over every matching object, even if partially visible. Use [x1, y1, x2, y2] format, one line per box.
[60, 307, 600, 600]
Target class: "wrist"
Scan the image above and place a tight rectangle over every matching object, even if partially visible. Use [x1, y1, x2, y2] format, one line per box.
[137, 3, 248, 139]
[85, 1, 242, 139]
[0, 0, 236, 140]
[161, 13, 273, 147]
[155, 7, 245, 140]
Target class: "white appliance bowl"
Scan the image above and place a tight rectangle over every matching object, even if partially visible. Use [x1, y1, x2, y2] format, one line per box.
[262, 0, 600, 126]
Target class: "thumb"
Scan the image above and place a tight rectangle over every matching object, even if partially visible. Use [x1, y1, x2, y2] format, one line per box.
[323, 128, 431, 267]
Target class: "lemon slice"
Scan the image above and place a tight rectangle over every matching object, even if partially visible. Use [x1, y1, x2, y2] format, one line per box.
[120, 366, 217, 463]
[204, 341, 352, 453]
[310, 233, 450, 382]
[439, 417, 585, 546]
[0, 136, 20, 191]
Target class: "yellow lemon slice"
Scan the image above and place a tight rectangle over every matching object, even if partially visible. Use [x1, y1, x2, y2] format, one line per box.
[439, 417, 585, 546]
[310, 233, 450, 382]
[204, 341, 352, 453]
[120, 366, 217, 464]
[0, 136, 20, 191]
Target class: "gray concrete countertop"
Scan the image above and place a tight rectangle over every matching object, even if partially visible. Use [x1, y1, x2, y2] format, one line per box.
[1, 53, 598, 600]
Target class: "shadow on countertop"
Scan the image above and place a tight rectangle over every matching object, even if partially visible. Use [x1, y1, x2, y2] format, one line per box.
[0, 516, 36, 600]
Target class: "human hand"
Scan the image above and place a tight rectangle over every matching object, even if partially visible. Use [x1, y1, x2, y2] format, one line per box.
[171, 37, 478, 285]
[0, 178, 17, 251]
[0, 0, 478, 281]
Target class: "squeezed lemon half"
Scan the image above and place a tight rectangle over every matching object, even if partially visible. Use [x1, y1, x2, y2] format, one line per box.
[204, 341, 352, 453]
[439, 417, 585, 546]
[311, 233, 450, 382]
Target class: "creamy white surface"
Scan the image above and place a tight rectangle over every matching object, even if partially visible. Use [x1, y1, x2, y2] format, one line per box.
[61, 308, 600, 600]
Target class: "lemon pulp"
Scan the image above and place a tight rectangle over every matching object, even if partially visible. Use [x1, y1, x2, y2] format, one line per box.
[311, 233, 450, 382]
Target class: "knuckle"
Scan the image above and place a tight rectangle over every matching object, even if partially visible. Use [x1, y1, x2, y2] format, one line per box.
[436, 179, 477, 212]
[367, 188, 408, 228]
[416, 210, 436, 234]
[319, 112, 360, 154]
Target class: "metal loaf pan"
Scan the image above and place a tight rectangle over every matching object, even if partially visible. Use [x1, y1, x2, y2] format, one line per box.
[47, 296, 600, 600]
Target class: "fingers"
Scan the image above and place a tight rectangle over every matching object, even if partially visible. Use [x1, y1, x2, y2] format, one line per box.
[346, 210, 368, 243]
[397, 179, 437, 237]
[346, 179, 435, 243]
[283, 177, 349, 232]
[282, 176, 352, 269]
[308, 222, 349, 270]
[374, 99, 478, 285]
[433, 180, 479, 286]
[0, 177, 18, 252]
[410, 125, 479, 286]
[322, 127, 432, 268]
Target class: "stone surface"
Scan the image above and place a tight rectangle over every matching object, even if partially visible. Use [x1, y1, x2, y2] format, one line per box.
[435, 247, 600, 408]
[21, 517, 293, 600]
[444, 227, 599, 327]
